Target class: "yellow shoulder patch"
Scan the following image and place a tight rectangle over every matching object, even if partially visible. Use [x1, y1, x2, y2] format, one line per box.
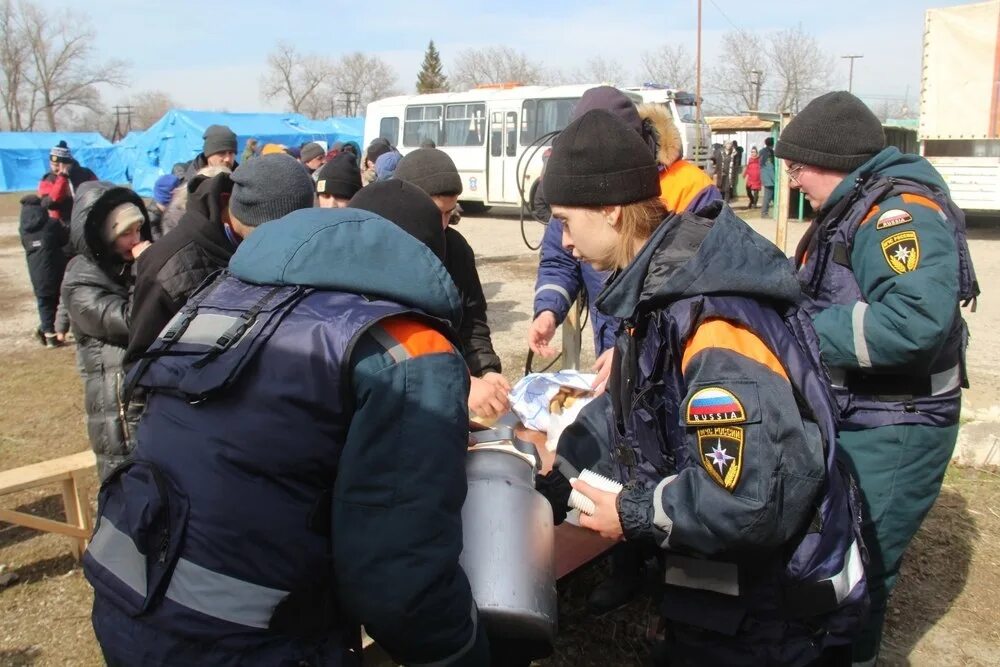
[880, 230, 921, 274]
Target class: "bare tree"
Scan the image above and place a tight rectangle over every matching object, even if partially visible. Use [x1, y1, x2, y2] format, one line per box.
[450, 46, 545, 91]
[766, 24, 832, 113]
[640, 44, 695, 91]
[19, 2, 127, 130]
[128, 90, 177, 129]
[705, 30, 768, 114]
[326, 52, 399, 116]
[0, 0, 28, 130]
[260, 42, 334, 115]
[563, 56, 629, 85]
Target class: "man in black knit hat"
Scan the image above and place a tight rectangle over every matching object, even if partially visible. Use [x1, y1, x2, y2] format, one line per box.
[778, 90, 978, 666]
[184, 124, 239, 180]
[316, 153, 363, 208]
[395, 147, 510, 421]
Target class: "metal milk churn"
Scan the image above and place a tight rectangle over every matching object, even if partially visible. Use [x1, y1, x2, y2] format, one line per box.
[460, 424, 557, 646]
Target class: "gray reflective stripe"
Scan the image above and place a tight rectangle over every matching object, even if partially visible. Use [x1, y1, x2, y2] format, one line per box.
[823, 540, 864, 604]
[87, 517, 148, 597]
[165, 557, 288, 629]
[408, 602, 479, 666]
[534, 283, 572, 307]
[931, 364, 961, 395]
[174, 313, 239, 346]
[663, 554, 740, 596]
[86, 517, 289, 629]
[368, 326, 410, 363]
[651, 475, 677, 548]
[852, 302, 872, 369]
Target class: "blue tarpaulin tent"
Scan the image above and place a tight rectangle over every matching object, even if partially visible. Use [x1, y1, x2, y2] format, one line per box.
[0, 132, 128, 192]
[127, 110, 364, 195]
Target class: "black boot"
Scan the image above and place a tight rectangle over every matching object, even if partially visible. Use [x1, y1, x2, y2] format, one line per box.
[587, 542, 645, 615]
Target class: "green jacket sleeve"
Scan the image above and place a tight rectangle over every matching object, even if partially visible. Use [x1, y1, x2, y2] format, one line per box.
[332, 321, 488, 666]
[812, 197, 959, 372]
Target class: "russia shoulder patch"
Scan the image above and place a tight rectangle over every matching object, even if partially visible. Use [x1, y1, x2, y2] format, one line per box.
[875, 208, 912, 230]
[685, 387, 746, 425]
[880, 230, 920, 274]
[698, 426, 744, 491]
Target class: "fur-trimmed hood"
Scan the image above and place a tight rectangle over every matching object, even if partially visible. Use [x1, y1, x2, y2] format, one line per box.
[639, 103, 683, 168]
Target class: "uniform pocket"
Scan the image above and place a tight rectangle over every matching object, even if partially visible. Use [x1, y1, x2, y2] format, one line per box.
[83, 460, 189, 616]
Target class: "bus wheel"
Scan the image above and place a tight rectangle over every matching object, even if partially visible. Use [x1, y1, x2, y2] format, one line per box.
[529, 180, 551, 223]
[459, 201, 491, 215]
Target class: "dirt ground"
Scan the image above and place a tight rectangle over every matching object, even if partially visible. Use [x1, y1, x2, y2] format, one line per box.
[1, 194, 998, 666]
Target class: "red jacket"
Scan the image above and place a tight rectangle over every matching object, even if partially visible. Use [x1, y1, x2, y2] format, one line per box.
[744, 157, 762, 190]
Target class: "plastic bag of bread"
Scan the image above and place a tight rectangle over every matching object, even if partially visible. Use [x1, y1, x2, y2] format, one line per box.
[509, 371, 597, 450]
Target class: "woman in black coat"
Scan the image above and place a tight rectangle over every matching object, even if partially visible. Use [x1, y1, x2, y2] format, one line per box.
[19, 194, 69, 346]
[61, 182, 149, 480]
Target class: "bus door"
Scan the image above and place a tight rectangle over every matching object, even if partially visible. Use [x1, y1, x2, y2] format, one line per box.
[487, 104, 520, 205]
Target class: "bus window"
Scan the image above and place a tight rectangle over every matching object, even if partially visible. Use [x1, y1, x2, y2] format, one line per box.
[520, 98, 579, 145]
[403, 105, 442, 147]
[443, 103, 486, 146]
[490, 112, 503, 157]
[379, 117, 399, 146]
[505, 112, 517, 157]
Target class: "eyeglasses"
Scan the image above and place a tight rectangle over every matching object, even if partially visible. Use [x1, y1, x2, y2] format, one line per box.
[787, 163, 805, 184]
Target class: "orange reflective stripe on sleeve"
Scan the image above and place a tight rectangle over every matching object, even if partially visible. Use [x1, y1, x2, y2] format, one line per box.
[681, 318, 789, 382]
[378, 316, 454, 359]
[859, 205, 880, 226]
[900, 193, 942, 213]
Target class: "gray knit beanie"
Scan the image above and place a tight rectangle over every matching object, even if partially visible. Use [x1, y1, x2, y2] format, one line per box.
[395, 148, 463, 196]
[230, 154, 315, 227]
[203, 124, 238, 157]
[775, 91, 885, 173]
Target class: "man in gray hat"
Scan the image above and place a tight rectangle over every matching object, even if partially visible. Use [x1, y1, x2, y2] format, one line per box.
[778, 90, 978, 666]
[184, 124, 239, 180]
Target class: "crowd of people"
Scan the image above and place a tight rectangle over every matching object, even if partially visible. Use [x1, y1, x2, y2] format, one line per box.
[16, 86, 975, 667]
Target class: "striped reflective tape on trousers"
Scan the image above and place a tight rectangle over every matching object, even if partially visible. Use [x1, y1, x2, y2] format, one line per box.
[534, 283, 572, 308]
[87, 517, 289, 629]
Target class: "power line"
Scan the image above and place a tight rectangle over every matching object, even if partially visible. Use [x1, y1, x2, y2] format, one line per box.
[706, 0, 746, 35]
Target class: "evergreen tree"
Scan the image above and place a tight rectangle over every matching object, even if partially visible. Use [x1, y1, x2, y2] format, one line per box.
[416, 41, 449, 93]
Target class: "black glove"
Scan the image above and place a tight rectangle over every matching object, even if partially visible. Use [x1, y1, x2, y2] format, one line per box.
[535, 466, 572, 525]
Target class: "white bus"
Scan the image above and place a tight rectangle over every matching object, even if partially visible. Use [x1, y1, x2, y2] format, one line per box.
[363, 83, 711, 212]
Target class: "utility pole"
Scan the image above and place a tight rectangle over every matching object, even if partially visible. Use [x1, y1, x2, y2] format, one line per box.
[111, 105, 134, 142]
[749, 69, 763, 112]
[695, 0, 703, 158]
[841, 54, 864, 93]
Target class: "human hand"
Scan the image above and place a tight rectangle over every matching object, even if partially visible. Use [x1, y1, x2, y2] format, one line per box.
[528, 311, 558, 357]
[572, 478, 624, 541]
[481, 371, 511, 393]
[131, 241, 152, 260]
[591, 348, 614, 395]
[468, 375, 510, 420]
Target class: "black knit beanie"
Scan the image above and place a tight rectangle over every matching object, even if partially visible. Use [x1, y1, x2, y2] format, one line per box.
[230, 153, 316, 227]
[316, 153, 363, 200]
[348, 180, 446, 261]
[203, 124, 238, 157]
[365, 138, 393, 165]
[395, 148, 463, 196]
[543, 109, 660, 206]
[775, 91, 885, 172]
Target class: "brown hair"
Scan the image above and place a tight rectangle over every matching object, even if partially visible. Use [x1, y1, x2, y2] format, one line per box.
[609, 196, 669, 270]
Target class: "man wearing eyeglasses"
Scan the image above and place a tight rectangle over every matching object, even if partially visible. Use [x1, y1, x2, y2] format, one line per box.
[776, 91, 978, 666]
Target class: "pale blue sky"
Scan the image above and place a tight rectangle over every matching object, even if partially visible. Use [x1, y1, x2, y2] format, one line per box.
[49, 0, 976, 113]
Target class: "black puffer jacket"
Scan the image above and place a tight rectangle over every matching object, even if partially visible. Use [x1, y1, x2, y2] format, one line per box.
[126, 173, 237, 365]
[61, 182, 147, 480]
[19, 195, 68, 297]
[444, 227, 501, 376]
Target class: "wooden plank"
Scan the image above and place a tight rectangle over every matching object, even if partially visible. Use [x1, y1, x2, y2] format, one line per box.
[0, 508, 91, 539]
[0, 450, 97, 496]
[61, 478, 91, 560]
[554, 522, 615, 580]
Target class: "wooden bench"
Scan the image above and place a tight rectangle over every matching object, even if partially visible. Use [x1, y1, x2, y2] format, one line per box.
[0, 450, 97, 560]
